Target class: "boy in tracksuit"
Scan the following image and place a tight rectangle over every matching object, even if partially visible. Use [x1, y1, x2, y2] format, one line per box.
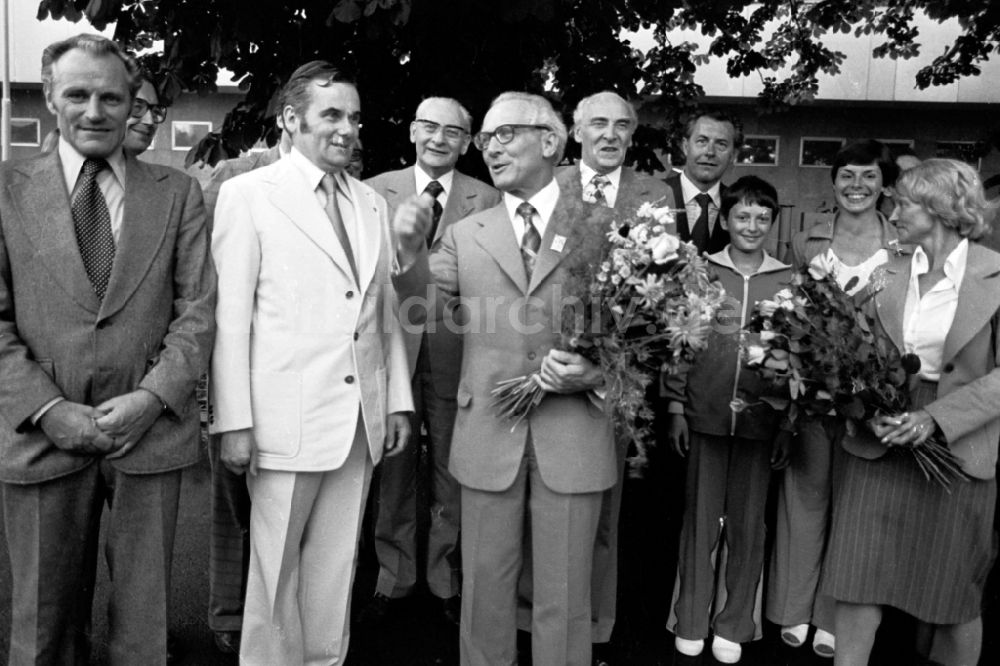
[664, 175, 793, 664]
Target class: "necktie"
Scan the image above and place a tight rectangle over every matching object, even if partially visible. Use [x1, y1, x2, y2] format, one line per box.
[423, 180, 444, 248]
[691, 192, 713, 252]
[590, 174, 610, 207]
[72, 158, 116, 300]
[321, 174, 359, 283]
[517, 202, 540, 279]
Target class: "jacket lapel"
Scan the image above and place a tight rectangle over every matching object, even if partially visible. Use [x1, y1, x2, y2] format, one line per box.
[348, 176, 385, 293]
[100, 157, 170, 319]
[474, 205, 528, 294]
[269, 160, 357, 286]
[10, 152, 101, 313]
[439, 172, 477, 241]
[873, 256, 909, 353]
[382, 167, 415, 213]
[943, 244, 1000, 363]
[527, 195, 576, 294]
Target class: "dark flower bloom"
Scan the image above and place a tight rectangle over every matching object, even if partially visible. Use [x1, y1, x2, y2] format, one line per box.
[901, 353, 922, 375]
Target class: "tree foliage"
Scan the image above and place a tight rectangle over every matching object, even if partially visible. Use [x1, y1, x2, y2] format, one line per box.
[36, 0, 1000, 174]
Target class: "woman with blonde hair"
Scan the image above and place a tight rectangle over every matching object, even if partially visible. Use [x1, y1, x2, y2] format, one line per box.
[822, 158, 1000, 666]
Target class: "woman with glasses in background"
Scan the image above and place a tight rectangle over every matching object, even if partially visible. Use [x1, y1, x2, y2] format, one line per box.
[125, 74, 168, 157]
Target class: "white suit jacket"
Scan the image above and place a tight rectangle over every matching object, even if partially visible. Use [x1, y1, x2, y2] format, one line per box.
[210, 156, 412, 471]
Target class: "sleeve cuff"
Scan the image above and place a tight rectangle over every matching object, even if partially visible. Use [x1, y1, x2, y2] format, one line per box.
[667, 400, 685, 415]
[31, 397, 65, 426]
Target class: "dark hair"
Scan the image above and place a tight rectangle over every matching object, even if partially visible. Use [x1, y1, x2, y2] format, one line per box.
[683, 110, 744, 149]
[721, 175, 780, 221]
[279, 61, 355, 119]
[41, 33, 141, 96]
[830, 139, 899, 186]
[135, 67, 170, 107]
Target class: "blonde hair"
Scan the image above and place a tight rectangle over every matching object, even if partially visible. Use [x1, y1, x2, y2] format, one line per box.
[894, 158, 994, 240]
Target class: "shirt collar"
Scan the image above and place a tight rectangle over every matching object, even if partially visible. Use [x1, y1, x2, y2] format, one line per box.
[579, 162, 621, 191]
[911, 238, 969, 290]
[503, 177, 560, 235]
[707, 247, 790, 275]
[288, 146, 352, 202]
[58, 137, 126, 192]
[414, 164, 454, 198]
[679, 170, 720, 207]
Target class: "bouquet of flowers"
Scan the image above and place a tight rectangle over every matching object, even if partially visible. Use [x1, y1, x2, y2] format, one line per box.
[491, 201, 727, 472]
[743, 255, 968, 489]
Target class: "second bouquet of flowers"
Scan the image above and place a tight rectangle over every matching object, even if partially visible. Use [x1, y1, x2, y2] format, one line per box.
[491, 201, 727, 471]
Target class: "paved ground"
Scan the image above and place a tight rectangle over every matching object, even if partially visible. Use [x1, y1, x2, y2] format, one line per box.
[2, 455, 999, 665]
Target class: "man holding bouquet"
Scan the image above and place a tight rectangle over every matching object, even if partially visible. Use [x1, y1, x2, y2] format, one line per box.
[393, 91, 616, 666]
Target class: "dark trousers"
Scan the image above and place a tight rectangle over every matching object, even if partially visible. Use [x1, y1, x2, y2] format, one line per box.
[2, 461, 182, 666]
[207, 433, 251, 632]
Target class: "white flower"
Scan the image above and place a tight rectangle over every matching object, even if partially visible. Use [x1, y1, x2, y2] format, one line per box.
[760, 330, 776, 342]
[775, 288, 794, 302]
[808, 251, 837, 281]
[746, 345, 766, 365]
[636, 202, 655, 218]
[651, 206, 676, 226]
[649, 233, 681, 264]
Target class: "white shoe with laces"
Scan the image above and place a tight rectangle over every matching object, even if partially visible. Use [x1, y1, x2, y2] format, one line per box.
[674, 636, 704, 656]
[711, 635, 742, 664]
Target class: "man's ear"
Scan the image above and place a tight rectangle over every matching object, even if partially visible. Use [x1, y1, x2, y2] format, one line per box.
[44, 83, 57, 115]
[540, 130, 559, 159]
[459, 135, 471, 156]
[281, 106, 298, 134]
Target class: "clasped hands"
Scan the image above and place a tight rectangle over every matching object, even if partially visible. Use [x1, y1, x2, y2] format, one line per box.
[869, 409, 936, 447]
[537, 349, 605, 394]
[39, 389, 164, 459]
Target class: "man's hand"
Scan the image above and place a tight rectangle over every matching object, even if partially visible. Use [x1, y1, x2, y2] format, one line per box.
[871, 409, 936, 448]
[95, 389, 163, 459]
[39, 400, 116, 455]
[771, 430, 793, 470]
[392, 193, 435, 266]
[220, 429, 257, 476]
[667, 413, 689, 457]
[536, 350, 605, 394]
[384, 412, 412, 458]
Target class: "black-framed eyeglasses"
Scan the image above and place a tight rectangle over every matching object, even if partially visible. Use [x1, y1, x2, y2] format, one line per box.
[130, 98, 168, 124]
[473, 124, 551, 151]
[413, 118, 467, 141]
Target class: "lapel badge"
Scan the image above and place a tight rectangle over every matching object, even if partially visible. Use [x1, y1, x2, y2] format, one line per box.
[551, 234, 566, 253]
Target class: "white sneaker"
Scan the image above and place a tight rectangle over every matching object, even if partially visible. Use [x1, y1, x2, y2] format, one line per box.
[711, 635, 742, 664]
[674, 636, 704, 656]
[780, 623, 809, 647]
[813, 629, 835, 658]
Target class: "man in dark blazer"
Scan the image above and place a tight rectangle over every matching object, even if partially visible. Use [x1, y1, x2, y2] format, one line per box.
[0, 34, 216, 665]
[665, 110, 742, 254]
[363, 97, 500, 624]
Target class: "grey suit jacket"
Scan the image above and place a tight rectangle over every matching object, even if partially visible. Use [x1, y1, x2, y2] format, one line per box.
[365, 166, 500, 395]
[557, 163, 675, 214]
[0, 149, 217, 483]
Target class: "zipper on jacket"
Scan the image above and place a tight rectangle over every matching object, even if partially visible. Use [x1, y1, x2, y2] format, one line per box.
[730, 274, 751, 435]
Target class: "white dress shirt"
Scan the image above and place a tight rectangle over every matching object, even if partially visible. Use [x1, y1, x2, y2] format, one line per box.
[503, 177, 560, 243]
[579, 163, 621, 208]
[287, 147, 358, 256]
[58, 138, 127, 242]
[679, 171, 721, 236]
[903, 239, 969, 381]
[414, 164, 453, 211]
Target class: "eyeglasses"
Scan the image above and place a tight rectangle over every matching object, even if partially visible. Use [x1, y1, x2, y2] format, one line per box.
[413, 119, 467, 141]
[473, 124, 551, 152]
[130, 98, 168, 124]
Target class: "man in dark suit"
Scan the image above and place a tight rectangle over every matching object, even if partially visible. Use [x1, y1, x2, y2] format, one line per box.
[0, 34, 216, 665]
[362, 97, 500, 625]
[393, 91, 616, 666]
[665, 110, 742, 254]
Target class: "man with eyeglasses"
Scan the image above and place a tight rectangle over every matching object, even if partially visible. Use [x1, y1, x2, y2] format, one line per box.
[362, 97, 499, 628]
[0, 34, 216, 664]
[124, 74, 168, 156]
[393, 91, 616, 666]
[210, 60, 412, 665]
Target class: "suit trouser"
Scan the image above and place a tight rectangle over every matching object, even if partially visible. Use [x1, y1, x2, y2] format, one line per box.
[2, 460, 182, 666]
[766, 416, 837, 633]
[460, 438, 602, 666]
[207, 433, 251, 632]
[516, 432, 627, 642]
[240, 424, 373, 666]
[374, 358, 460, 599]
[667, 432, 770, 643]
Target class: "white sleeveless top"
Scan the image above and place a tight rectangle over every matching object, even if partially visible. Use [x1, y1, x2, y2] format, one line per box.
[824, 248, 889, 295]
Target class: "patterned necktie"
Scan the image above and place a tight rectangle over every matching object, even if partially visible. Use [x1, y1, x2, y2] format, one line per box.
[321, 174, 359, 283]
[423, 180, 444, 248]
[590, 174, 610, 207]
[517, 202, 541, 279]
[72, 158, 116, 300]
[691, 192, 713, 252]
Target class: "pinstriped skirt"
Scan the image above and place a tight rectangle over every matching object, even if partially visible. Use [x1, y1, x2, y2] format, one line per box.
[820, 383, 998, 624]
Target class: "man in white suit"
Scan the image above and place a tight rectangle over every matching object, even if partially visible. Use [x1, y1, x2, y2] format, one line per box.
[363, 97, 499, 625]
[210, 61, 413, 665]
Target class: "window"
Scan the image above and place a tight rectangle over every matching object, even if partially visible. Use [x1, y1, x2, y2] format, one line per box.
[171, 121, 213, 151]
[737, 136, 779, 166]
[878, 139, 915, 160]
[10, 118, 40, 147]
[800, 138, 845, 168]
[934, 141, 983, 170]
